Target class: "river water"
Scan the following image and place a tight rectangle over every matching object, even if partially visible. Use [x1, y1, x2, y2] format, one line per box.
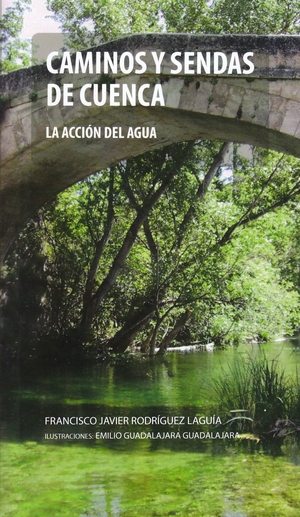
[1, 340, 300, 516]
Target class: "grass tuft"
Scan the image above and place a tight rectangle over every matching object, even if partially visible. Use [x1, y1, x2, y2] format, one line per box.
[213, 353, 300, 437]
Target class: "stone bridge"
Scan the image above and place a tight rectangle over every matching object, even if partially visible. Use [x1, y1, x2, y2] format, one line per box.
[1, 33, 300, 262]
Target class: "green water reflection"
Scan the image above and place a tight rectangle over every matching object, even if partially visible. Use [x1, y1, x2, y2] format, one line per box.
[1, 340, 300, 516]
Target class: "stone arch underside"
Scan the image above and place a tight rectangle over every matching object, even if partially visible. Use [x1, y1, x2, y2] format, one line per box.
[1, 33, 300, 262]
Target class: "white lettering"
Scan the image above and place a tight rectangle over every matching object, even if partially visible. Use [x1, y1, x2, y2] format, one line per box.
[47, 51, 59, 74]
[151, 51, 165, 74]
[243, 52, 255, 74]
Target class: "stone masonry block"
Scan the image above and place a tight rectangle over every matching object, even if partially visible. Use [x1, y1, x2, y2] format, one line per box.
[192, 80, 213, 113]
[281, 100, 300, 136]
[269, 96, 288, 131]
[208, 82, 230, 115]
[223, 86, 245, 118]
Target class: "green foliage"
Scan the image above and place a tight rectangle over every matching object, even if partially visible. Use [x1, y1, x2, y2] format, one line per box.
[46, 0, 162, 48]
[45, 0, 300, 51]
[210, 0, 300, 34]
[28, 90, 38, 101]
[93, 73, 115, 87]
[214, 353, 300, 435]
[4, 142, 300, 356]
[1, 219, 48, 354]
[0, 0, 31, 72]
[162, 0, 300, 34]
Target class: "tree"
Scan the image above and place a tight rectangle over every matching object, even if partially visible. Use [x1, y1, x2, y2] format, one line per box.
[45, 0, 300, 50]
[46, 0, 162, 49]
[162, 0, 300, 34]
[5, 140, 299, 357]
[0, 0, 31, 72]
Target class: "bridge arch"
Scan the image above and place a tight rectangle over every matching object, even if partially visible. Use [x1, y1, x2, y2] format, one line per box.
[1, 34, 300, 262]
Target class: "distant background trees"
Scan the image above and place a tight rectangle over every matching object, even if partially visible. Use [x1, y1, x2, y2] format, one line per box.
[0, 0, 31, 72]
[46, 0, 300, 49]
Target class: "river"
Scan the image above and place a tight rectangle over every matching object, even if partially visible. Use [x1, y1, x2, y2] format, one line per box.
[1, 340, 300, 516]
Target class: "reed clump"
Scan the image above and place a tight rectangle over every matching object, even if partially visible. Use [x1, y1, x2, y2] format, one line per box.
[214, 353, 300, 438]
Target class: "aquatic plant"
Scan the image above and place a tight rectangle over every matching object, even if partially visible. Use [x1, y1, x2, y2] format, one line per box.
[213, 353, 300, 437]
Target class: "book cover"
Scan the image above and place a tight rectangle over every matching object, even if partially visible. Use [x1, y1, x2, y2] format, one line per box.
[1, 1, 300, 516]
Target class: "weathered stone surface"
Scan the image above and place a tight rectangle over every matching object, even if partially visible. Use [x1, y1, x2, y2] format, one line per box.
[0, 33, 300, 262]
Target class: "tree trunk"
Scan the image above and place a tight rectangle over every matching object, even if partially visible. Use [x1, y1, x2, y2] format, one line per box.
[177, 142, 230, 247]
[108, 301, 156, 353]
[140, 328, 154, 353]
[149, 320, 161, 357]
[156, 309, 191, 355]
[80, 141, 195, 336]
[81, 168, 115, 333]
